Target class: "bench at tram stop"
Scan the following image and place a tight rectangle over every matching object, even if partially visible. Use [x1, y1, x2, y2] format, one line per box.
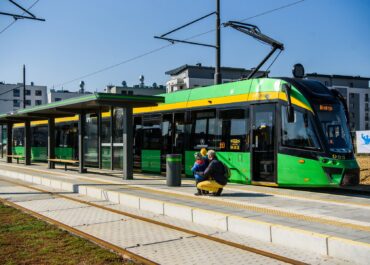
[47, 158, 80, 171]
[7, 154, 25, 164]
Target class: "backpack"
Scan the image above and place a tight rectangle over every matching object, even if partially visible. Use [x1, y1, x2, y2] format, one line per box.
[223, 163, 231, 180]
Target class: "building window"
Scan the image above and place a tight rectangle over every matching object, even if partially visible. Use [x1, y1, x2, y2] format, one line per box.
[324, 81, 329, 86]
[26, 90, 31, 96]
[35, 90, 42, 96]
[55, 98, 62, 102]
[121, 91, 127, 95]
[35, 100, 42, 106]
[13, 100, 20, 107]
[128, 91, 134, 95]
[13, 89, 20, 97]
[350, 82, 354, 88]
[25, 100, 31, 106]
[366, 123, 370, 130]
[366, 94, 369, 102]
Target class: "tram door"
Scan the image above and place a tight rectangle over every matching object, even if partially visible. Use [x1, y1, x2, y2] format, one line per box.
[251, 104, 276, 183]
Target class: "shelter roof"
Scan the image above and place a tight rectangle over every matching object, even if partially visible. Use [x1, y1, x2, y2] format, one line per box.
[0, 93, 164, 123]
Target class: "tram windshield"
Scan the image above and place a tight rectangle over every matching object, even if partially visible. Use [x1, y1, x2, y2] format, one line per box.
[315, 104, 352, 153]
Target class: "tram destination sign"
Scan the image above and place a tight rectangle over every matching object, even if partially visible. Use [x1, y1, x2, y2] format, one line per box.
[356, 130, 370, 154]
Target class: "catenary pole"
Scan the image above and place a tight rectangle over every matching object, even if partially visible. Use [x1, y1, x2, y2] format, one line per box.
[214, 0, 221, 85]
[23, 64, 26, 108]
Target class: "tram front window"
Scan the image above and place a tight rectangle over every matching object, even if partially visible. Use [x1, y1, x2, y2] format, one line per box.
[316, 104, 352, 153]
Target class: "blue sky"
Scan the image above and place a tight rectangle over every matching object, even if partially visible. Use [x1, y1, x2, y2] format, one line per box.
[0, 0, 369, 92]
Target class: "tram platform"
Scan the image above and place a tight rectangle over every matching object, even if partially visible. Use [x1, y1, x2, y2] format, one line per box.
[0, 162, 369, 264]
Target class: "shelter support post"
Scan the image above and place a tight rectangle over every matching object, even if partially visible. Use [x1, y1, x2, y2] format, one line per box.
[122, 107, 133, 180]
[24, 120, 31, 165]
[48, 118, 55, 169]
[110, 106, 114, 170]
[6, 123, 13, 163]
[97, 109, 102, 169]
[78, 111, 86, 173]
[0, 125, 3, 159]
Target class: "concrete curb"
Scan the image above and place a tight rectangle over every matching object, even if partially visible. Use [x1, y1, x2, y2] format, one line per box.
[1, 168, 369, 264]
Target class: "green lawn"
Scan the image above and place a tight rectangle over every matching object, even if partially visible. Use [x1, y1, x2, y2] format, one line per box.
[0, 202, 136, 265]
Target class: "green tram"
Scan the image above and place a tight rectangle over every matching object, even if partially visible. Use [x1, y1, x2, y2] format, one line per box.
[9, 77, 359, 187]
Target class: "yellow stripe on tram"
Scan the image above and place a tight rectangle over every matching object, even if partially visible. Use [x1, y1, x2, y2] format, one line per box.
[12, 91, 313, 128]
[134, 91, 312, 115]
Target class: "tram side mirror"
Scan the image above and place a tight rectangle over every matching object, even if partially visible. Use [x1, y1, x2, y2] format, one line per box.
[282, 83, 295, 123]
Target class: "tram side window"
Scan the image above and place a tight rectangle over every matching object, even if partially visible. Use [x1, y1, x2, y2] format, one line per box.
[173, 113, 185, 154]
[56, 123, 78, 148]
[31, 126, 47, 147]
[142, 115, 161, 150]
[114, 108, 124, 143]
[13, 128, 24, 147]
[133, 116, 143, 155]
[218, 109, 248, 152]
[190, 110, 216, 149]
[162, 114, 172, 153]
[281, 106, 321, 149]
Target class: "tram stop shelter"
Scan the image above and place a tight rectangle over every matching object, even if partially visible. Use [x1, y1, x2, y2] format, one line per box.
[0, 93, 164, 179]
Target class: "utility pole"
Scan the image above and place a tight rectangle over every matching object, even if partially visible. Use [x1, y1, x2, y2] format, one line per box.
[23, 64, 26, 109]
[214, 0, 222, 85]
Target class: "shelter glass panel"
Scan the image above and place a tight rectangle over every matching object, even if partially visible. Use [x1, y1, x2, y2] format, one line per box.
[12, 127, 24, 156]
[133, 116, 143, 168]
[84, 114, 98, 167]
[1, 126, 6, 157]
[55, 123, 78, 160]
[101, 116, 111, 169]
[113, 108, 124, 170]
[31, 125, 48, 161]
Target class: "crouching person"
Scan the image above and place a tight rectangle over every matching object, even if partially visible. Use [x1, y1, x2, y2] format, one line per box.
[191, 152, 208, 196]
[197, 150, 227, 196]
